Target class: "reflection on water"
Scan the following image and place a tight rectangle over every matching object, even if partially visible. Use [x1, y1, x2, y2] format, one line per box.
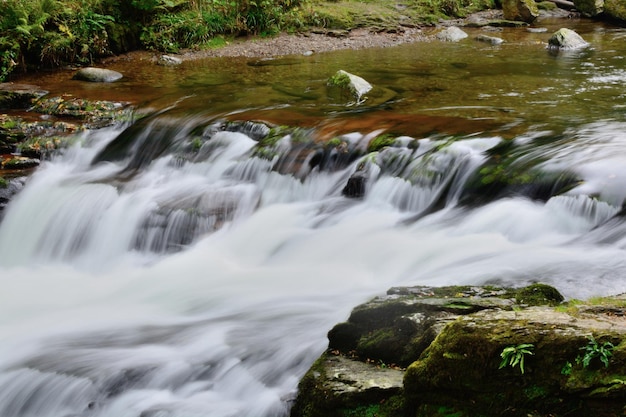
[11, 17, 626, 136]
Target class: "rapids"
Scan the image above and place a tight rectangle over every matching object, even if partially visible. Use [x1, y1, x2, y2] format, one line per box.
[2, 17, 626, 417]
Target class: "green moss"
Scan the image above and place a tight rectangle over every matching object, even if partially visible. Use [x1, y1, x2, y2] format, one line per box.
[328, 72, 351, 89]
[339, 394, 404, 417]
[367, 134, 396, 153]
[515, 283, 564, 306]
[0, 176, 7, 188]
[536, 1, 557, 10]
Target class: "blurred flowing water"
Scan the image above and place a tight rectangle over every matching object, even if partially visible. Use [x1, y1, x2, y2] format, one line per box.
[2, 17, 626, 417]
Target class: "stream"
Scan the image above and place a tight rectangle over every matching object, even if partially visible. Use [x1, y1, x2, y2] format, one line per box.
[1, 16, 626, 417]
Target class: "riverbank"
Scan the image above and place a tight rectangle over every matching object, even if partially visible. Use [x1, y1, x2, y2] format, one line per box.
[102, 8, 573, 63]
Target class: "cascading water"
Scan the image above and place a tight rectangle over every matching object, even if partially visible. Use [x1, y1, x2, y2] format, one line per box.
[3, 19, 626, 417]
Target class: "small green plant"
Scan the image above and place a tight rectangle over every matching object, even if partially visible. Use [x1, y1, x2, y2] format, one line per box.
[577, 336, 614, 368]
[499, 343, 534, 374]
[561, 360, 573, 375]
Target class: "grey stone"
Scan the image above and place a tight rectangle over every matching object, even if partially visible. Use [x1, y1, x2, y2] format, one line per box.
[73, 67, 123, 83]
[157, 55, 182, 66]
[435, 26, 468, 42]
[475, 34, 504, 45]
[548, 28, 589, 50]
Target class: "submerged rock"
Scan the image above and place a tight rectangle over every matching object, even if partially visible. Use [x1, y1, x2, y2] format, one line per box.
[0, 83, 48, 110]
[502, 0, 539, 22]
[548, 28, 589, 50]
[435, 26, 468, 42]
[157, 55, 183, 66]
[73, 67, 123, 83]
[475, 34, 504, 45]
[293, 284, 626, 417]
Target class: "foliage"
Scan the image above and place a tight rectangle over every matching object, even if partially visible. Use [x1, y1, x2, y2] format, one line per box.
[577, 336, 614, 368]
[499, 343, 534, 374]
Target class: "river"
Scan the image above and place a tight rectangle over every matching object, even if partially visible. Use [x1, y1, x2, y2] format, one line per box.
[1, 16, 626, 417]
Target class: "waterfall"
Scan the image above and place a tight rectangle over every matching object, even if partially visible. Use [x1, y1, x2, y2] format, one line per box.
[1, 112, 626, 417]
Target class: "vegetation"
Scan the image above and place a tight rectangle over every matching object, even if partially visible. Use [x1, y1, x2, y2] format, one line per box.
[0, 0, 497, 81]
[499, 343, 534, 374]
[577, 336, 614, 369]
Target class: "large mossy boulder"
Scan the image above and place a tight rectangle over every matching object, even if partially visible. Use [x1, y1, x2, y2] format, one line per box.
[573, 0, 604, 16]
[404, 305, 626, 416]
[502, 0, 539, 22]
[604, 0, 626, 22]
[292, 284, 626, 417]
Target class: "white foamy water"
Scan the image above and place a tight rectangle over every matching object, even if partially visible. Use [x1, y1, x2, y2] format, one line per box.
[1, 118, 626, 417]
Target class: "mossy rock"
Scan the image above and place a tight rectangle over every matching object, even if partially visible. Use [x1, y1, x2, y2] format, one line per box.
[404, 306, 626, 416]
[0, 83, 48, 110]
[604, 0, 626, 22]
[515, 283, 564, 306]
[31, 96, 132, 128]
[290, 352, 405, 417]
[367, 134, 396, 153]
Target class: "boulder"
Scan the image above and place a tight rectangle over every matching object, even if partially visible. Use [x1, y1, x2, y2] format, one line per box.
[292, 284, 626, 417]
[548, 28, 589, 50]
[72, 67, 123, 83]
[327, 70, 373, 103]
[502, 0, 539, 23]
[604, 0, 626, 22]
[435, 26, 468, 42]
[573, 0, 604, 16]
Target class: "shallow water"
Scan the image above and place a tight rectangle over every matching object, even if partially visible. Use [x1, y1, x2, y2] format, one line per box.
[2, 16, 626, 417]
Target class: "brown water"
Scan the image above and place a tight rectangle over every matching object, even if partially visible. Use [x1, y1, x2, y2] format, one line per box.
[13, 17, 626, 139]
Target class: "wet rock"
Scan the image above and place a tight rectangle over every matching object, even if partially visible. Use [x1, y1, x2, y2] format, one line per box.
[1, 156, 40, 170]
[294, 285, 626, 417]
[31, 96, 131, 128]
[548, 28, 589, 50]
[327, 70, 373, 104]
[435, 26, 468, 42]
[573, 0, 604, 16]
[605, 0, 626, 22]
[73, 67, 123, 83]
[0, 176, 26, 215]
[342, 171, 367, 198]
[475, 34, 504, 45]
[0, 83, 48, 110]
[502, 0, 539, 23]
[290, 354, 404, 417]
[157, 55, 182, 66]
[404, 304, 626, 416]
